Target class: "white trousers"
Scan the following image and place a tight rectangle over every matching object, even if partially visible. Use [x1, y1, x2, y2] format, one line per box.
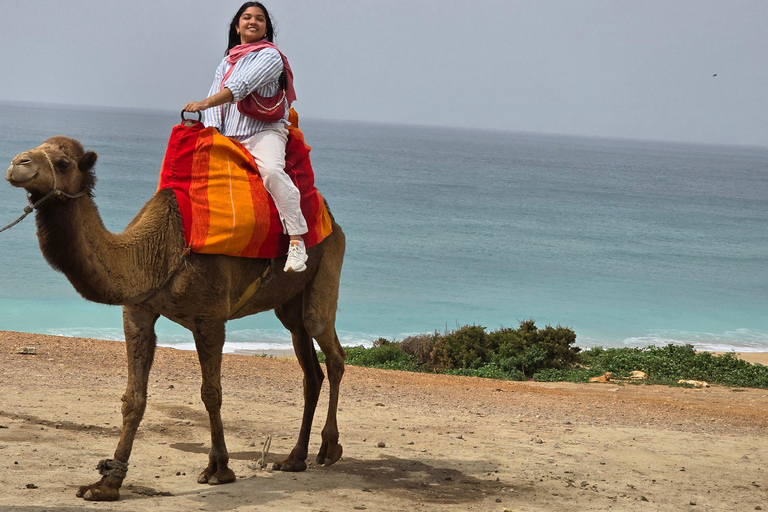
[242, 126, 308, 236]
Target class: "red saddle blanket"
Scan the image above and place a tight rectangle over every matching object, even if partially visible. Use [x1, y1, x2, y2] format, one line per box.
[157, 113, 332, 259]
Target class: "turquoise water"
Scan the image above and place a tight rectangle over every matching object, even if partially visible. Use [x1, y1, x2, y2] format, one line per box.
[1, 102, 766, 353]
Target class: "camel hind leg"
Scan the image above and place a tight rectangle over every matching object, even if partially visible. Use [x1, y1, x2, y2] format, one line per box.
[77, 306, 158, 501]
[273, 292, 324, 472]
[304, 227, 345, 466]
[311, 327, 344, 466]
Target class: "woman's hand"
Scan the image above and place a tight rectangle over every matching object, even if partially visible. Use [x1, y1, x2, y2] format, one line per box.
[183, 100, 209, 113]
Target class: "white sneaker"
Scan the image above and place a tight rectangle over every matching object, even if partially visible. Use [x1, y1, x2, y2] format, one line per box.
[284, 241, 308, 273]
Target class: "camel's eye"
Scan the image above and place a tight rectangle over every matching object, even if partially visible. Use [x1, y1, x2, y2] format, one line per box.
[55, 158, 70, 172]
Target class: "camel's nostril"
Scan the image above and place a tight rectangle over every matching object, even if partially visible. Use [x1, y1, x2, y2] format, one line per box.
[16, 158, 32, 165]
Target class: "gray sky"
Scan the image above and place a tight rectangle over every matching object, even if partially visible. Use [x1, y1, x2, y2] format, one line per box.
[0, 0, 765, 145]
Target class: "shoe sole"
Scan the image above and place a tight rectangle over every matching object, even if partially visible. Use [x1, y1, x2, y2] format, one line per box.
[284, 262, 307, 273]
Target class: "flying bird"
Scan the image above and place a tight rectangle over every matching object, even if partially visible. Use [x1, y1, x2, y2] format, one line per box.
[713, 74, 717, 77]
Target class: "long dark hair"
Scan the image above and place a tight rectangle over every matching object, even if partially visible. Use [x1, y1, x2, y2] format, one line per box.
[227, 2, 275, 53]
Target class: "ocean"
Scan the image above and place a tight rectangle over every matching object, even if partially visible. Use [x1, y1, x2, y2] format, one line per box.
[1, 102, 766, 353]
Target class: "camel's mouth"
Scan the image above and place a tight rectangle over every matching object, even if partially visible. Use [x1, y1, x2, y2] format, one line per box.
[5, 162, 38, 189]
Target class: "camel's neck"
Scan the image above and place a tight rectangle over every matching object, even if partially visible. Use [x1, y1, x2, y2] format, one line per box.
[34, 190, 186, 305]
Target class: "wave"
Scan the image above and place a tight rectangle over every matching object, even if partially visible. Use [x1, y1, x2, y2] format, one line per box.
[47, 325, 768, 355]
[580, 328, 768, 353]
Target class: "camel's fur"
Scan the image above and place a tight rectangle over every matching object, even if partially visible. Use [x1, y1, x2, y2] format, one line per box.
[6, 136, 346, 501]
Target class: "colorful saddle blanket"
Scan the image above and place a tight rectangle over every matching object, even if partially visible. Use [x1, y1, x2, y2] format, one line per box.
[157, 112, 332, 259]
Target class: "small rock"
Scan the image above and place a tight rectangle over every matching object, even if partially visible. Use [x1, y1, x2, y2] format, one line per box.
[376, 441, 386, 448]
[374, 403, 385, 407]
[640, 496, 649, 502]
[589, 372, 611, 383]
[754, 507, 762, 511]
[17, 347, 36, 355]
[26, 484, 38, 489]
[690, 501, 697, 506]
[0, 425, 8, 429]
[168, 385, 174, 389]
[678, 379, 709, 388]
[353, 507, 367, 510]
[495, 497, 502, 502]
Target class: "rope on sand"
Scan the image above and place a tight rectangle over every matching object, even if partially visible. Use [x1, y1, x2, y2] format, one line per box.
[255, 435, 272, 470]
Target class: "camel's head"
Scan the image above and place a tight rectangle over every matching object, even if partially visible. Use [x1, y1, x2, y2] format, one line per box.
[6, 136, 98, 200]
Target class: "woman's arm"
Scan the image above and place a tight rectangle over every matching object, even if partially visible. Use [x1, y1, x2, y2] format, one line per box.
[183, 87, 234, 113]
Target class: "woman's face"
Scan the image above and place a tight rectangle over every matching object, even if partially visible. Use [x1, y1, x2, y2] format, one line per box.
[237, 6, 268, 44]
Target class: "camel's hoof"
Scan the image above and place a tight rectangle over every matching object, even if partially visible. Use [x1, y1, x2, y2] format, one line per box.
[317, 443, 343, 466]
[77, 486, 120, 501]
[198, 468, 236, 485]
[209, 468, 236, 485]
[272, 458, 307, 472]
[316, 440, 343, 466]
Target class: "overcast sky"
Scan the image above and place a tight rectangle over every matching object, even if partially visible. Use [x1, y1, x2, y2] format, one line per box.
[0, 0, 765, 146]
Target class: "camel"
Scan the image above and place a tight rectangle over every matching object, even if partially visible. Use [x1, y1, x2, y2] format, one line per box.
[5, 136, 346, 501]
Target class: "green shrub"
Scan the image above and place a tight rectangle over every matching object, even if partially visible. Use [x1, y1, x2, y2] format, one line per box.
[338, 344, 420, 372]
[488, 320, 580, 377]
[533, 367, 597, 383]
[443, 362, 525, 380]
[314, 326, 768, 389]
[432, 325, 491, 370]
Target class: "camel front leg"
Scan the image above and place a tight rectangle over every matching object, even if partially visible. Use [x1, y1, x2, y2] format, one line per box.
[76, 306, 159, 501]
[194, 321, 236, 485]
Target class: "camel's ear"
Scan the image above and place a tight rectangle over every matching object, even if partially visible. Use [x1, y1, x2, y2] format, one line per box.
[78, 151, 98, 172]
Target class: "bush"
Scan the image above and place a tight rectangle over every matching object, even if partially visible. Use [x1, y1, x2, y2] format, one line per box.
[431, 325, 491, 370]
[488, 320, 580, 376]
[401, 333, 438, 368]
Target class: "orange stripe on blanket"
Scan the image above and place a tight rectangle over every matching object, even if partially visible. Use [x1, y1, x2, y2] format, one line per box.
[189, 130, 212, 252]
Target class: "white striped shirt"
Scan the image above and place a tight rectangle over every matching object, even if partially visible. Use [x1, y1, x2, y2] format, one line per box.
[202, 48, 288, 141]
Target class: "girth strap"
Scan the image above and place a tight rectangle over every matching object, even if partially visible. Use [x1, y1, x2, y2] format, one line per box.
[228, 262, 273, 319]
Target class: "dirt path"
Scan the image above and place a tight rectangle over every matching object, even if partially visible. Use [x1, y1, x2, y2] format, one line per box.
[0, 331, 766, 511]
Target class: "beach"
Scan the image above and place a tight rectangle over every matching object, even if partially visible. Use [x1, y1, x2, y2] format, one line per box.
[1, 331, 767, 512]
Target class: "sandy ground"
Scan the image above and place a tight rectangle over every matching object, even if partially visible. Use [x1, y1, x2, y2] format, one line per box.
[0, 331, 767, 512]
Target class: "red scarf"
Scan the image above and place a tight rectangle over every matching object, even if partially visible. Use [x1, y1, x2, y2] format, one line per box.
[222, 40, 296, 106]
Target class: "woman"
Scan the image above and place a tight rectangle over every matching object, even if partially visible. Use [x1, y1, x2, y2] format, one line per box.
[183, 2, 309, 273]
